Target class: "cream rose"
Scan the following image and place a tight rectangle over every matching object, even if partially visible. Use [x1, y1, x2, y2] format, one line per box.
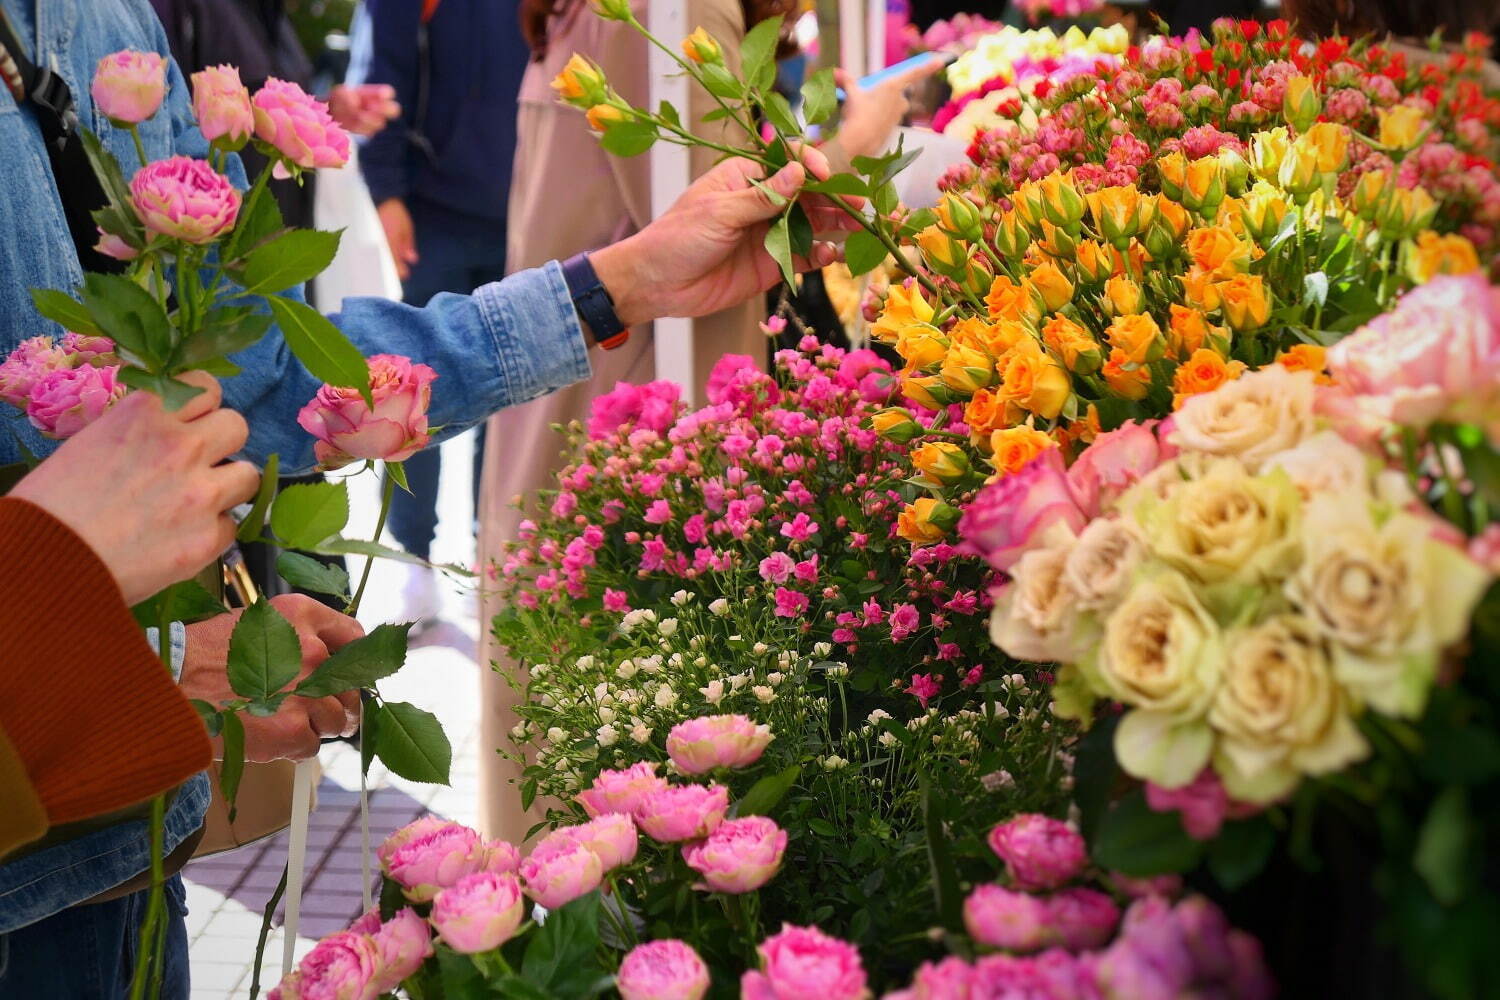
[1262, 430, 1373, 500]
[1062, 517, 1144, 611]
[991, 543, 1093, 662]
[1169, 366, 1316, 470]
[1098, 571, 1223, 788]
[1143, 459, 1301, 587]
[1209, 615, 1369, 803]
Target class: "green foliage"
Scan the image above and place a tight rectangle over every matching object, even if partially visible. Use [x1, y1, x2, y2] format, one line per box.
[270, 480, 350, 548]
[236, 453, 280, 543]
[275, 552, 352, 601]
[226, 599, 303, 701]
[1090, 789, 1205, 875]
[265, 295, 372, 405]
[131, 579, 226, 629]
[233, 229, 343, 295]
[295, 622, 411, 697]
[373, 700, 452, 784]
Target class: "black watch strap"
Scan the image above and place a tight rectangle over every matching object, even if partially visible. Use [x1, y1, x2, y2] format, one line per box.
[561, 252, 628, 350]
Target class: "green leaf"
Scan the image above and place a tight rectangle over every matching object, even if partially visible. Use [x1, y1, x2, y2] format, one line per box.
[739, 15, 784, 92]
[265, 295, 372, 405]
[872, 181, 899, 217]
[760, 91, 799, 135]
[361, 696, 380, 776]
[226, 599, 303, 701]
[80, 272, 172, 370]
[521, 891, 605, 994]
[598, 119, 658, 157]
[233, 229, 343, 296]
[1207, 816, 1276, 890]
[656, 100, 682, 130]
[1072, 715, 1120, 843]
[313, 536, 431, 568]
[433, 944, 489, 999]
[219, 711, 246, 821]
[296, 622, 412, 697]
[805, 174, 870, 198]
[733, 764, 801, 817]
[191, 700, 223, 737]
[788, 203, 814, 259]
[374, 701, 452, 784]
[236, 453, 280, 543]
[275, 551, 351, 601]
[132, 579, 227, 629]
[765, 214, 795, 287]
[1091, 790, 1205, 876]
[270, 480, 349, 548]
[1415, 786, 1472, 905]
[801, 68, 837, 125]
[227, 182, 286, 260]
[179, 307, 274, 366]
[117, 369, 206, 411]
[843, 229, 888, 276]
[387, 459, 410, 493]
[920, 771, 963, 930]
[78, 129, 138, 231]
[31, 288, 104, 337]
[699, 64, 744, 100]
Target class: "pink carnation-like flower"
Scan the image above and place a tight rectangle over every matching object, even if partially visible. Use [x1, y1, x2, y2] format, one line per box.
[192, 64, 254, 148]
[0, 336, 69, 409]
[963, 884, 1054, 953]
[129, 155, 242, 244]
[60, 332, 119, 368]
[633, 783, 729, 842]
[381, 821, 484, 902]
[958, 449, 1087, 572]
[772, 587, 809, 618]
[368, 907, 434, 992]
[430, 871, 525, 954]
[741, 924, 868, 1000]
[706, 354, 780, 414]
[252, 77, 351, 170]
[577, 762, 669, 818]
[987, 814, 1087, 891]
[667, 714, 773, 774]
[91, 50, 166, 124]
[618, 939, 712, 1000]
[588, 380, 683, 439]
[477, 838, 522, 875]
[297, 353, 437, 468]
[26, 365, 126, 439]
[682, 815, 788, 894]
[269, 931, 378, 1000]
[535, 813, 638, 872]
[520, 839, 604, 909]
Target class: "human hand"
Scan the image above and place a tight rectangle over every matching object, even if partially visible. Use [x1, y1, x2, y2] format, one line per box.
[591, 146, 860, 326]
[832, 55, 947, 161]
[378, 197, 419, 281]
[9, 372, 257, 605]
[181, 595, 365, 762]
[328, 83, 401, 137]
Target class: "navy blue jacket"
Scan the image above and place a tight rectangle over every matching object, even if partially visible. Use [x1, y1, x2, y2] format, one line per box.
[351, 0, 528, 224]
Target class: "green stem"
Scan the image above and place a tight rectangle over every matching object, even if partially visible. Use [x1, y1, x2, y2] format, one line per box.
[247, 864, 289, 1000]
[128, 125, 149, 169]
[126, 796, 167, 1000]
[631, 20, 761, 144]
[234, 165, 276, 260]
[348, 472, 397, 616]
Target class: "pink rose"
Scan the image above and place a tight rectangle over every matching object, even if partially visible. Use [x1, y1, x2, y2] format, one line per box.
[666, 714, 774, 774]
[1327, 273, 1500, 430]
[368, 908, 434, 991]
[705, 354, 780, 414]
[741, 925, 867, 1000]
[129, 155, 242, 244]
[535, 813, 638, 872]
[963, 884, 1053, 952]
[0, 336, 68, 409]
[958, 450, 1087, 572]
[477, 838, 522, 874]
[1066, 420, 1170, 517]
[1047, 887, 1120, 951]
[297, 354, 436, 468]
[93, 229, 140, 262]
[617, 939, 712, 1000]
[252, 77, 351, 170]
[381, 821, 484, 902]
[192, 64, 254, 148]
[900, 957, 975, 999]
[519, 839, 604, 909]
[377, 816, 453, 867]
[577, 762, 669, 818]
[271, 931, 378, 1000]
[970, 950, 1092, 998]
[1144, 768, 1259, 841]
[91, 50, 166, 124]
[633, 783, 729, 842]
[1106, 872, 1184, 900]
[682, 815, 787, 894]
[60, 332, 119, 368]
[26, 365, 126, 439]
[429, 871, 525, 954]
[987, 814, 1088, 891]
[588, 380, 682, 440]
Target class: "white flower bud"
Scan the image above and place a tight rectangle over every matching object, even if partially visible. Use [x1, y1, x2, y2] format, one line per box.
[709, 598, 730, 616]
[752, 685, 775, 704]
[596, 724, 619, 747]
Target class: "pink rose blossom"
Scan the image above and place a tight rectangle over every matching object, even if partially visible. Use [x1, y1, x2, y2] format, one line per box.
[987, 814, 1087, 891]
[645, 499, 673, 524]
[91, 50, 167, 124]
[252, 77, 351, 169]
[1048, 887, 1120, 950]
[192, 64, 254, 147]
[520, 840, 604, 909]
[129, 155, 242, 244]
[604, 588, 630, 613]
[0, 336, 68, 409]
[535, 813, 638, 871]
[667, 714, 773, 774]
[430, 871, 525, 954]
[772, 587, 809, 618]
[889, 604, 919, 642]
[1067, 420, 1170, 517]
[477, 838, 522, 874]
[270, 931, 378, 1000]
[578, 762, 670, 818]
[959, 449, 1087, 572]
[633, 783, 729, 842]
[906, 673, 941, 708]
[759, 551, 796, 584]
[706, 354, 779, 414]
[368, 908, 434, 991]
[26, 365, 125, 439]
[741, 924, 867, 1000]
[381, 821, 484, 902]
[963, 884, 1052, 953]
[682, 815, 788, 893]
[297, 354, 436, 468]
[618, 939, 711, 1000]
[1144, 768, 1258, 840]
[589, 381, 682, 439]
[60, 332, 119, 367]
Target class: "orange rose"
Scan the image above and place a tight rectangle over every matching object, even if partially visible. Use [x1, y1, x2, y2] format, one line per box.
[872, 284, 936, 342]
[897, 498, 960, 545]
[1167, 304, 1227, 360]
[1075, 239, 1111, 284]
[902, 374, 946, 410]
[895, 327, 949, 370]
[1275, 343, 1331, 384]
[1171, 348, 1247, 408]
[964, 387, 1008, 437]
[1026, 259, 1074, 312]
[1411, 231, 1480, 283]
[986, 275, 1029, 321]
[1219, 273, 1271, 331]
[911, 441, 970, 485]
[989, 425, 1056, 477]
[1179, 266, 1223, 312]
[996, 338, 1071, 421]
[1186, 225, 1249, 276]
[1042, 314, 1102, 373]
[1105, 312, 1164, 366]
[1102, 347, 1152, 401]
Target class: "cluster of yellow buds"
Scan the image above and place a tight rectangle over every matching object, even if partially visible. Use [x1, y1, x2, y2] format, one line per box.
[550, 54, 632, 134]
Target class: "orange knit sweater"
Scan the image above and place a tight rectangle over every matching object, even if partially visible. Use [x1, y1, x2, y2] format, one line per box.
[0, 497, 212, 860]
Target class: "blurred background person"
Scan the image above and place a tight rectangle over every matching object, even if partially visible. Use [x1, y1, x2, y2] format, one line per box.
[349, 0, 529, 624]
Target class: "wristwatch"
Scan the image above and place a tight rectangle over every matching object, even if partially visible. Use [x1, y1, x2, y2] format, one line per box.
[561, 252, 629, 350]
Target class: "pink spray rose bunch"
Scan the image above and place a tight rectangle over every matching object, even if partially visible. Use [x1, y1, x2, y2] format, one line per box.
[252, 77, 352, 171]
[741, 924, 869, 1000]
[519, 839, 604, 909]
[617, 939, 712, 1000]
[91, 50, 167, 125]
[129, 155, 242, 244]
[987, 814, 1088, 891]
[297, 353, 436, 468]
[963, 883, 1055, 952]
[577, 761, 670, 817]
[0, 336, 70, 408]
[588, 379, 683, 440]
[26, 364, 126, 439]
[268, 930, 379, 1000]
[535, 812, 639, 871]
[379, 819, 484, 902]
[666, 714, 774, 774]
[429, 871, 526, 954]
[633, 783, 730, 843]
[681, 815, 788, 894]
[191, 64, 255, 149]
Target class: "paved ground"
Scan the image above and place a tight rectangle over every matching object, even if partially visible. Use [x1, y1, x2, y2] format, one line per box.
[183, 431, 487, 999]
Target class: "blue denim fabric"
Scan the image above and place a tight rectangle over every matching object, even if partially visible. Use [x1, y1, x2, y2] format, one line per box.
[0, 0, 591, 475]
[0, 874, 191, 998]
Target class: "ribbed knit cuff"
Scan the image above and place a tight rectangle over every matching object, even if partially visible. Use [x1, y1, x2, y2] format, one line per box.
[0, 498, 212, 824]
[0, 722, 48, 860]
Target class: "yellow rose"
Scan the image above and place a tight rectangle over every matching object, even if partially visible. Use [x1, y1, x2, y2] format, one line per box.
[993, 210, 1030, 260]
[938, 193, 984, 242]
[997, 338, 1071, 420]
[912, 441, 971, 485]
[988, 424, 1056, 476]
[897, 498, 960, 545]
[1170, 347, 1247, 409]
[1377, 185, 1438, 239]
[1410, 231, 1481, 283]
[551, 53, 606, 105]
[986, 275, 1030, 322]
[901, 374, 947, 410]
[1167, 304, 1227, 360]
[1281, 74, 1320, 131]
[1181, 156, 1227, 214]
[1179, 266, 1223, 312]
[1377, 104, 1426, 152]
[1239, 181, 1290, 242]
[1102, 274, 1145, 317]
[1143, 459, 1301, 587]
[1186, 225, 1250, 276]
[1042, 314, 1102, 373]
[1074, 239, 1111, 284]
[1105, 312, 1164, 366]
[1219, 273, 1271, 331]
[917, 225, 969, 276]
[1274, 343, 1330, 384]
[953, 316, 1028, 358]
[1157, 151, 1188, 202]
[1013, 180, 1046, 231]
[940, 342, 997, 395]
[1038, 170, 1087, 228]
[895, 326, 949, 370]
[1087, 185, 1145, 247]
[872, 284, 936, 342]
[680, 26, 723, 64]
[1209, 615, 1369, 803]
[1301, 121, 1351, 174]
[1102, 348, 1152, 401]
[1349, 169, 1391, 221]
[1277, 137, 1322, 198]
[1249, 127, 1290, 182]
[991, 543, 1094, 662]
[1026, 259, 1074, 312]
[1037, 219, 1079, 261]
[1154, 196, 1192, 241]
[585, 102, 628, 132]
[870, 407, 923, 443]
[964, 388, 1008, 438]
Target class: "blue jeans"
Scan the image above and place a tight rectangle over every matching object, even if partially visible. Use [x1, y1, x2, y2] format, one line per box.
[386, 198, 507, 560]
[0, 875, 191, 999]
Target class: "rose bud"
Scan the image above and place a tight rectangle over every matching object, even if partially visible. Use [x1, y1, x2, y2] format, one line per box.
[91, 50, 166, 125]
[617, 939, 712, 1000]
[987, 814, 1087, 891]
[666, 714, 774, 774]
[633, 783, 729, 842]
[682, 816, 788, 894]
[192, 64, 254, 150]
[252, 77, 351, 170]
[520, 840, 604, 909]
[368, 907, 434, 992]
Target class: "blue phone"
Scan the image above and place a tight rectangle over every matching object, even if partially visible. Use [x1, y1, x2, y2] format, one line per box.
[835, 52, 955, 101]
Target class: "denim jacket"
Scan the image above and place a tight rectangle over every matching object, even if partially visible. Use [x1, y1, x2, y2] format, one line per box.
[0, 0, 592, 928]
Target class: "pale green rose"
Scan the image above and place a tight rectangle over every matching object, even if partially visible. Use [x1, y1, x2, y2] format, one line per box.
[1062, 516, 1145, 612]
[1208, 614, 1369, 803]
[1115, 708, 1215, 790]
[990, 541, 1097, 663]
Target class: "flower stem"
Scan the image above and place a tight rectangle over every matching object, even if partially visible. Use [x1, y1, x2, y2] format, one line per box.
[247, 863, 289, 1000]
[128, 125, 149, 169]
[348, 471, 396, 617]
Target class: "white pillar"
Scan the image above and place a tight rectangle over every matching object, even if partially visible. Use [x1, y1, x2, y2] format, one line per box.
[866, 0, 887, 71]
[648, 0, 697, 403]
[839, 0, 867, 78]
